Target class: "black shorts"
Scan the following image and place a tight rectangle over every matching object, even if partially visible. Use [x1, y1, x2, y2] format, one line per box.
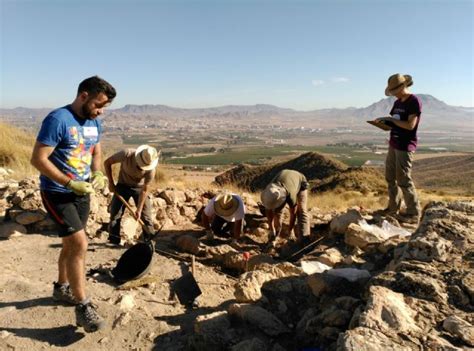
[40, 191, 90, 237]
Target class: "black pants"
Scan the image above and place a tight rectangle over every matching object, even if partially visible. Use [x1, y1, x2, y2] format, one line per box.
[108, 183, 154, 240]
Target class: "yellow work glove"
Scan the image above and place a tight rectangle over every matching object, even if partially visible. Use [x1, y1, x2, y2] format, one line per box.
[91, 171, 108, 190]
[66, 180, 94, 195]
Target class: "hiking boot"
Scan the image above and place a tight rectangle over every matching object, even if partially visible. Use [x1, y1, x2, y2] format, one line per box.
[395, 213, 419, 224]
[75, 302, 105, 333]
[52, 282, 78, 305]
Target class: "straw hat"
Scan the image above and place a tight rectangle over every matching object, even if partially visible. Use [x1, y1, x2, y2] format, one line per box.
[385, 73, 413, 96]
[214, 193, 239, 218]
[260, 183, 287, 210]
[135, 145, 159, 171]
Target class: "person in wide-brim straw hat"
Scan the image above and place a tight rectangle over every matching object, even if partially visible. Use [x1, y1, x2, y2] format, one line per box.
[385, 73, 413, 97]
[104, 144, 160, 245]
[201, 192, 245, 245]
[135, 144, 160, 171]
[260, 169, 310, 244]
[375, 73, 422, 224]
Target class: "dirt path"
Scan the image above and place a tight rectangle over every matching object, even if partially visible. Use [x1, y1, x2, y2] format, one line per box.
[0, 233, 235, 350]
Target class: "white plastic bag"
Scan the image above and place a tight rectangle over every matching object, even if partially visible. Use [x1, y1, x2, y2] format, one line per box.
[357, 219, 410, 241]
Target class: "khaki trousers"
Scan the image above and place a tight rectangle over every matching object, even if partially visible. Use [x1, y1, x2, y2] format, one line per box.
[274, 189, 310, 237]
[385, 146, 420, 216]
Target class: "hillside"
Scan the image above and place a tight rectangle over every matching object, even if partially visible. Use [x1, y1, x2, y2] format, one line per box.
[0, 123, 36, 175]
[413, 154, 474, 194]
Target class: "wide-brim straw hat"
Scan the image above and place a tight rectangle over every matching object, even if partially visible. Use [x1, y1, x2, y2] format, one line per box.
[135, 145, 159, 171]
[260, 183, 287, 210]
[214, 193, 239, 218]
[385, 73, 413, 96]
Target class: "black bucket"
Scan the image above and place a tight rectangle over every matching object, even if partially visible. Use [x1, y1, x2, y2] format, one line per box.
[112, 242, 154, 284]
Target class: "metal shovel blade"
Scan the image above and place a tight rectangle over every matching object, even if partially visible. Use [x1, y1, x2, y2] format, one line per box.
[173, 272, 202, 306]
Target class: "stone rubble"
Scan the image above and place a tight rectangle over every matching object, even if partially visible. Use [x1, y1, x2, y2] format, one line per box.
[1, 172, 472, 350]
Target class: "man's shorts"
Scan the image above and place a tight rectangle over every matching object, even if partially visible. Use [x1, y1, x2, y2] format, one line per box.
[40, 191, 90, 237]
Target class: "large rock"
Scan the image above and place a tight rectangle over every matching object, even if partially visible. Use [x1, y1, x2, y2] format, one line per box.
[314, 247, 344, 267]
[307, 269, 370, 297]
[206, 244, 238, 262]
[19, 191, 43, 211]
[337, 327, 419, 351]
[330, 209, 363, 234]
[175, 234, 201, 255]
[194, 311, 231, 343]
[358, 286, 422, 336]
[159, 189, 186, 205]
[0, 221, 26, 238]
[371, 271, 448, 303]
[234, 262, 301, 302]
[401, 231, 452, 262]
[15, 211, 46, 225]
[234, 270, 273, 302]
[442, 315, 474, 347]
[345, 223, 385, 249]
[228, 303, 289, 336]
[121, 216, 139, 241]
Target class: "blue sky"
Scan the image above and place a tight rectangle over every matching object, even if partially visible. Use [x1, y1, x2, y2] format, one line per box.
[1, 0, 473, 110]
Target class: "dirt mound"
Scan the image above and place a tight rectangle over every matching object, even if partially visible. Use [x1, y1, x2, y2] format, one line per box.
[215, 152, 347, 191]
[312, 167, 385, 194]
[215, 152, 385, 194]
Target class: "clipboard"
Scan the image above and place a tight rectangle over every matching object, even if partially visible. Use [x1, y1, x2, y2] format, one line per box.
[367, 120, 393, 131]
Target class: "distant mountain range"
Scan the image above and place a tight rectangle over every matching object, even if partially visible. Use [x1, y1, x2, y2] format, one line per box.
[1, 94, 472, 128]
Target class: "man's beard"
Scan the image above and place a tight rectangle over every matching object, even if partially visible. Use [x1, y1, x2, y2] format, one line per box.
[81, 101, 95, 120]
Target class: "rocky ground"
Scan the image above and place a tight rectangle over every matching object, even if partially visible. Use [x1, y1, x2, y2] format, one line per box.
[0, 170, 473, 350]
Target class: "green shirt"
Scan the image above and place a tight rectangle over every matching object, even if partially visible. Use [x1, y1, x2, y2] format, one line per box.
[271, 169, 308, 207]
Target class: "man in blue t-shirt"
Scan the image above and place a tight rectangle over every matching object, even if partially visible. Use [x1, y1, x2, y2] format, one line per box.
[375, 73, 421, 223]
[31, 76, 116, 333]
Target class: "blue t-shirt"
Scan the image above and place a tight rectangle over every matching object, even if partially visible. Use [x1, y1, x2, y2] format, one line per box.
[37, 105, 102, 193]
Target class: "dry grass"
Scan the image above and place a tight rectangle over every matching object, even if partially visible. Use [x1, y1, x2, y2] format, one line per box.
[308, 188, 473, 213]
[309, 190, 386, 212]
[0, 123, 36, 177]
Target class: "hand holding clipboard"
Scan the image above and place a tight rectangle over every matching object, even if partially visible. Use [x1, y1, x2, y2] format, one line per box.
[367, 117, 395, 131]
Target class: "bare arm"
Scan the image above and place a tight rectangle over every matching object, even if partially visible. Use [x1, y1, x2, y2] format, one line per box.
[201, 212, 214, 230]
[30, 141, 70, 186]
[265, 208, 282, 237]
[91, 142, 102, 172]
[136, 183, 149, 219]
[103, 153, 118, 193]
[287, 205, 297, 234]
[233, 219, 243, 239]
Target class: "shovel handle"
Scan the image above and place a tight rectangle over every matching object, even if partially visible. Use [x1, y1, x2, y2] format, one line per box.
[115, 193, 146, 227]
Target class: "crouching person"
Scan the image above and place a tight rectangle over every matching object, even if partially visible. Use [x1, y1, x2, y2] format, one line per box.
[202, 193, 245, 245]
[261, 169, 310, 243]
[104, 145, 159, 244]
